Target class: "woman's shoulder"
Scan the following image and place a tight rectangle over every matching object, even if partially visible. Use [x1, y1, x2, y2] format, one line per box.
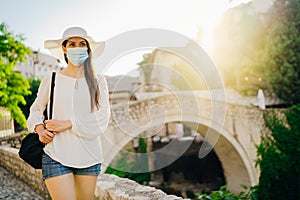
[44, 70, 59, 76]
[40, 70, 55, 81]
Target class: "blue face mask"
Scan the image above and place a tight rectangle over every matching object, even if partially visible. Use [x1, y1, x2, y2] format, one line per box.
[66, 47, 89, 66]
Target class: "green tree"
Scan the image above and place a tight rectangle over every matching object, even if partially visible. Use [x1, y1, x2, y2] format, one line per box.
[262, 0, 300, 104]
[19, 78, 40, 119]
[0, 22, 32, 127]
[256, 105, 300, 199]
[14, 78, 41, 131]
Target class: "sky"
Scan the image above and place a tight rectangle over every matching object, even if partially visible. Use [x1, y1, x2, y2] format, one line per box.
[1, 0, 257, 76]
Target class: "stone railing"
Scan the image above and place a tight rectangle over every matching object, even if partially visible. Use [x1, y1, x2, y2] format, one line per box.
[0, 145, 185, 200]
[95, 174, 184, 200]
[0, 132, 23, 148]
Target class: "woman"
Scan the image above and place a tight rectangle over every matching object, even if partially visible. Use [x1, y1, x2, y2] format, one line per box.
[27, 27, 110, 200]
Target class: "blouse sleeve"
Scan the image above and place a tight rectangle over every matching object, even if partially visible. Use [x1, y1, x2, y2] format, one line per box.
[26, 71, 52, 132]
[70, 75, 110, 139]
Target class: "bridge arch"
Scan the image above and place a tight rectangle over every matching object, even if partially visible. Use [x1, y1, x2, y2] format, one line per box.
[102, 93, 260, 193]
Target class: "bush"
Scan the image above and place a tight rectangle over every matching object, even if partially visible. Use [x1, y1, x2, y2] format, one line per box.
[105, 138, 151, 184]
[256, 105, 300, 199]
[196, 185, 258, 200]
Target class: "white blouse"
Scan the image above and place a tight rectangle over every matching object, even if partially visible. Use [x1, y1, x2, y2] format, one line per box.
[27, 71, 110, 168]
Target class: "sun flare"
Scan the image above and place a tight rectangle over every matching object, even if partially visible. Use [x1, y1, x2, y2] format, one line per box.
[197, 0, 229, 52]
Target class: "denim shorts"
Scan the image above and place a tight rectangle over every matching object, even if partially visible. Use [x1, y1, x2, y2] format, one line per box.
[42, 153, 101, 180]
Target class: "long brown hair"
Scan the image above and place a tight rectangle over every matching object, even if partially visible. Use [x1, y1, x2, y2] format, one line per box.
[63, 39, 100, 112]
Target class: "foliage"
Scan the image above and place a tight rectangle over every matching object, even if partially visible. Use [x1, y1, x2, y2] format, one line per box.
[0, 22, 32, 127]
[105, 154, 130, 178]
[214, 0, 300, 101]
[197, 185, 258, 200]
[14, 78, 41, 131]
[256, 105, 300, 199]
[262, 0, 300, 104]
[105, 137, 151, 184]
[19, 78, 40, 119]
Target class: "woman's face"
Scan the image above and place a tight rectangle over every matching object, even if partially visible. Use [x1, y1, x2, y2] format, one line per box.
[62, 37, 88, 53]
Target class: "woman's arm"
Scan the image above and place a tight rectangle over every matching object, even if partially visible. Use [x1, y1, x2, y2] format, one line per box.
[27, 72, 52, 132]
[35, 123, 56, 144]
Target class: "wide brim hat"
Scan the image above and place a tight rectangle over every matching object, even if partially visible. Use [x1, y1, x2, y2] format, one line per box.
[44, 27, 105, 60]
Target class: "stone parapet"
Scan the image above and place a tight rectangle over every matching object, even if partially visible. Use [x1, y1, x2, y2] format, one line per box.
[0, 145, 49, 199]
[95, 174, 184, 200]
[0, 145, 185, 200]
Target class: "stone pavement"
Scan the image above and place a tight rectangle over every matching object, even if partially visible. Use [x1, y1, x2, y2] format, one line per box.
[0, 165, 44, 200]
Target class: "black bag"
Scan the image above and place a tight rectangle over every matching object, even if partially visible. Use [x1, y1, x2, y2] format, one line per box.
[19, 72, 56, 169]
[18, 133, 45, 169]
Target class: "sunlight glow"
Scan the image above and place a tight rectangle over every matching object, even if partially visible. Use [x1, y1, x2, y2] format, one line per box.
[199, 0, 255, 52]
[199, 1, 229, 52]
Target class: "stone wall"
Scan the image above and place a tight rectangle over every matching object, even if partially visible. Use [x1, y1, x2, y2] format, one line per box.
[95, 174, 184, 200]
[0, 145, 50, 199]
[0, 145, 185, 200]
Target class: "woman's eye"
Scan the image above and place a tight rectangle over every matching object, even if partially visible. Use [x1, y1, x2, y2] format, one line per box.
[80, 43, 87, 47]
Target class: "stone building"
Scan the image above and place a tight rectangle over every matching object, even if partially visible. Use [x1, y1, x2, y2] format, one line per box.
[15, 50, 62, 79]
[139, 44, 209, 93]
[106, 75, 140, 104]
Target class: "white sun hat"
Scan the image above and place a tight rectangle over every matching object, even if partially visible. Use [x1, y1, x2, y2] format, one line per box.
[44, 27, 105, 60]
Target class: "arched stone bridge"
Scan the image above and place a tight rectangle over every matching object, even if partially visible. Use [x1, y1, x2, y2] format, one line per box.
[101, 90, 264, 193]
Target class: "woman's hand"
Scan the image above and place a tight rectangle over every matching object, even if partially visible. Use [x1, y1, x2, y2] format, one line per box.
[35, 124, 56, 144]
[44, 120, 72, 133]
